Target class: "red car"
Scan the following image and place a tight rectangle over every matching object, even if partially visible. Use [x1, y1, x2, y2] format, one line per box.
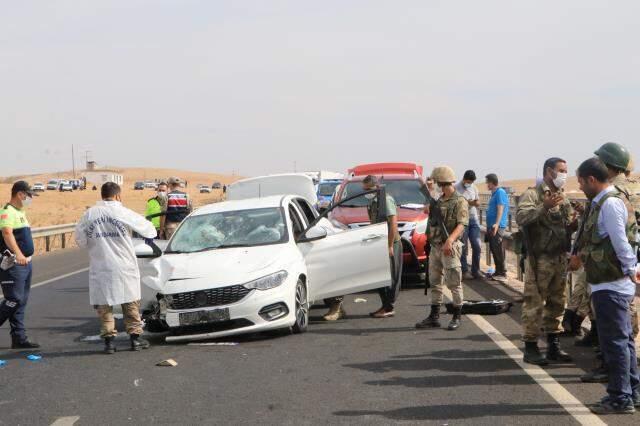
[329, 163, 429, 276]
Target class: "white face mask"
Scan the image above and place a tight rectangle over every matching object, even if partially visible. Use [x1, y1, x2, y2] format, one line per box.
[157, 191, 167, 197]
[553, 172, 567, 189]
[23, 196, 33, 208]
[464, 183, 472, 189]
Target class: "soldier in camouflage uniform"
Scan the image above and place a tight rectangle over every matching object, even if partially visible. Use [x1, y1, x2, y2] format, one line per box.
[595, 143, 640, 338]
[516, 157, 576, 366]
[416, 166, 468, 331]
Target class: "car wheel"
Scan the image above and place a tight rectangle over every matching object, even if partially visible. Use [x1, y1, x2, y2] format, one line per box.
[292, 279, 309, 334]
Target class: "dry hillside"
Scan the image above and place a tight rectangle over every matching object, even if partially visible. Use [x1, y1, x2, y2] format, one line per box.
[0, 167, 240, 228]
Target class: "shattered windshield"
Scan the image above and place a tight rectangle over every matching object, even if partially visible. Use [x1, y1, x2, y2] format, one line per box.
[340, 179, 427, 207]
[167, 207, 288, 253]
[318, 182, 340, 197]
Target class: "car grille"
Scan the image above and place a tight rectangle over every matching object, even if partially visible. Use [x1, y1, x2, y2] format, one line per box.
[168, 285, 252, 310]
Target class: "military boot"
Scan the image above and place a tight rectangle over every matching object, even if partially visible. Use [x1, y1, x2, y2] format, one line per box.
[103, 337, 116, 355]
[323, 302, 346, 321]
[11, 337, 41, 349]
[130, 334, 150, 351]
[415, 305, 441, 329]
[546, 333, 572, 362]
[572, 314, 586, 338]
[447, 306, 462, 331]
[523, 341, 548, 366]
[575, 321, 598, 347]
[561, 309, 576, 334]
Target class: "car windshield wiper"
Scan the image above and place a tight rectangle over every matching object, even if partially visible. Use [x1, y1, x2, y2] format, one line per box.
[192, 243, 252, 253]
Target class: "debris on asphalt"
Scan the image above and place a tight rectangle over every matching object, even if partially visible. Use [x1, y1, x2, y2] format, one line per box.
[26, 354, 42, 362]
[354, 298, 367, 303]
[133, 379, 142, 387]
[187, 342, 239, 346]
[156, 359, 178, 367]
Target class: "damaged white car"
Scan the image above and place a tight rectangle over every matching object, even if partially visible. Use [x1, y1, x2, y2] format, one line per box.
[135, 174, 391, 342]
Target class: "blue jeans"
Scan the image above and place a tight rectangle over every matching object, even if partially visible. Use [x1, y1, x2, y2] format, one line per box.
[461, 219, 481, 275]
[0, 262, 33, 341]
[592, 290, 640, 401]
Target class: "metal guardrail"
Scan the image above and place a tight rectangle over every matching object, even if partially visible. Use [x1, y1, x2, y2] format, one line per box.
[32, 223, 76, 252]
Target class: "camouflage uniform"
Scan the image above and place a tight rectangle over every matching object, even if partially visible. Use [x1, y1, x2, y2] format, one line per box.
[516, 182, 574, 342]
[611, 175, 640, 337]
[429, 192, 469, 306]
[567, 268, 591, 319]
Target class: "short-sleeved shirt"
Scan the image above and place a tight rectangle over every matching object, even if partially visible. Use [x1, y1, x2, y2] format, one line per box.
[454, 182, 479, 222]
[487, 187, 510, 229]
[0, 204, 34, 257]
[367, 194, 401, 242]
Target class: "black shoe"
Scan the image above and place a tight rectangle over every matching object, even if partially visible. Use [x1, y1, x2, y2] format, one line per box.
[561, 309, 576, 334]
[104, 337, 116, 355]
[523, 341, 548, 366]
[581, 366, 609, 383]
[590, 396, 635, 415]
[416, 305, 441, 329]
[546, 333, 572, 362]
[130, 334, 150, 351]
[11, 339, 41, 349]
[575, 321, 598, 347]
[633, 391, 640, 408]
[447, 307, 462, 331]
[572, 314, 586, 338]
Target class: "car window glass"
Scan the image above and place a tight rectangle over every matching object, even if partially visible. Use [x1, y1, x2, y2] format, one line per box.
[288, 205, 305, 239]
[294, 198, 316, 225]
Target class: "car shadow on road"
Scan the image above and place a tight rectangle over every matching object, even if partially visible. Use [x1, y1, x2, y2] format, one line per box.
[344, 355, 522, 374]
[334, 403, 573, 421]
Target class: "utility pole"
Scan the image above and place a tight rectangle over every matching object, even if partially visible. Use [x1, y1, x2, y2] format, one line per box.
[71, 144, 76, 178]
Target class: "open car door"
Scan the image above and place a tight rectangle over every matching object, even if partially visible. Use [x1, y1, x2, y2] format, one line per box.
[297, 188, 391, 302]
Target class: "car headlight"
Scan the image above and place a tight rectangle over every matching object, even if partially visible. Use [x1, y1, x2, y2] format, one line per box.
[243, 271, 289, 291]
[413, 218, 429, 235]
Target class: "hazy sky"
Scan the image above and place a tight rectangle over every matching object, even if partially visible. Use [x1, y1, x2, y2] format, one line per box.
[2, 1, 640, 180]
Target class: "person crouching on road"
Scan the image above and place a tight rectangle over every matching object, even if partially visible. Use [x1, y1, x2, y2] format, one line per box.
[322, 175, 403, 320]
[416, 166, 468, 331]
[75, 182, 157, 354]
[145, 182, 168, 239]
[574, 157, 640, 415]
[0, 181, 40, 349]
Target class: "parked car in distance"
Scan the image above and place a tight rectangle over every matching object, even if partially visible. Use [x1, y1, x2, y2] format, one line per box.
[144, 181, 158, 189]
[212, 182, 222, 189]
[60, 182, 74, 192]
[330, 163, 429, 277]
[47, 179, 60, 190]
[134, 174, 390, 342]
[316, 179, 342, 212]
[134, 182, 145, 190]
[31, 182, 45, 192]
[199, 184, 212, 193]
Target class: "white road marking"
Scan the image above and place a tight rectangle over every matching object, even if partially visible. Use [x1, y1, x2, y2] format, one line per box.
[50, 416, 80, 426]
[440, 288, 605, 425]
[32, 268, 89, 289]
[0, 268, 88, 301]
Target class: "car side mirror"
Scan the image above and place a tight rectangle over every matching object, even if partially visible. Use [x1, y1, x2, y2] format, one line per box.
[134, 238, 162, 259]
[297, 225, 327, 243]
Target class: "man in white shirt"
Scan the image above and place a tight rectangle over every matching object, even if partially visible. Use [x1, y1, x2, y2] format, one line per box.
[573, 158, 640, 414]
[455, 170, 481, 279]
[75, 183, 157, 354]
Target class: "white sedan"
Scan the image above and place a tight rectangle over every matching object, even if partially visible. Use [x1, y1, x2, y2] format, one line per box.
[135, 175, 391, 342]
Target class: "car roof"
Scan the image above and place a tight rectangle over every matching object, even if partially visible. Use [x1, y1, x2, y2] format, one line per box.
[344, 174, 420, 182]
[191, 195, 293, 216]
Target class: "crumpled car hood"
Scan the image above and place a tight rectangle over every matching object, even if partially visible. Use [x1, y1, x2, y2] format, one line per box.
[141, 244, 295, 294]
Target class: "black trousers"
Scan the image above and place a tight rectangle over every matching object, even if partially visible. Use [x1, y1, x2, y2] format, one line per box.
[379, 239, 403, 310]
[488, 229, 507, 275]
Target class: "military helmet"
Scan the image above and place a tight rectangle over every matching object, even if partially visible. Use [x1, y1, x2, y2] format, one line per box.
[594, 142, 631, 171]
[431, 166, 456, 183]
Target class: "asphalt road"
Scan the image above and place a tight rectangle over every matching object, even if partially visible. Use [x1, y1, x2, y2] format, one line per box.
[0, 249, 637, 425]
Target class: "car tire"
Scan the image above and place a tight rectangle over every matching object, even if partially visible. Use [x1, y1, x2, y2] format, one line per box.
[291, 278, 309, 334]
